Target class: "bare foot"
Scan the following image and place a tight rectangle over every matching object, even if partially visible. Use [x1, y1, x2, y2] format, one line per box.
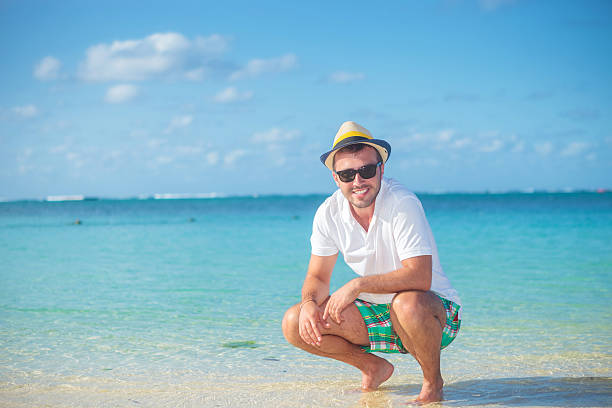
[416, 378, 444, 403]
[361, 358, 394, 391]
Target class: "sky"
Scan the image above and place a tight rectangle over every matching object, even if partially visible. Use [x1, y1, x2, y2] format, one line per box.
[1, 0, 611, 200]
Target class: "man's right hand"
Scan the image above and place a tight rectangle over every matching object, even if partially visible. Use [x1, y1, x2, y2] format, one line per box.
[298, 301, 330, 347]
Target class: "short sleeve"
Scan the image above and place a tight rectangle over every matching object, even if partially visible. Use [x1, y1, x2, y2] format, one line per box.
[393, 196, 433, 260]
[310, 203, 339, 257]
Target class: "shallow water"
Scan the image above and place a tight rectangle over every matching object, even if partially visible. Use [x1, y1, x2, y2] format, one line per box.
[1, 193, 611, 407]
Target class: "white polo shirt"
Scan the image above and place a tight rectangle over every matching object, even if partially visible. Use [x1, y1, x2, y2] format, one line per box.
[311, 178, 461, 313]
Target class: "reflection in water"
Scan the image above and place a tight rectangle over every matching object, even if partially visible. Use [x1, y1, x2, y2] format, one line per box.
[446, 377, 612, 407]
[383, 376, 612, 407]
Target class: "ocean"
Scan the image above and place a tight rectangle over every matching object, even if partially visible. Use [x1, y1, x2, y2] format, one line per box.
[1, 191, 611, 407]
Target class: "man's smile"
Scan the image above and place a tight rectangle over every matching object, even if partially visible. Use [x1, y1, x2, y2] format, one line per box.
[352, 187, 370, 197]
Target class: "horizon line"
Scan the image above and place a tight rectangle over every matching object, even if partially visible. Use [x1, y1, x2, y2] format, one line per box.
[1, 187, 610, 203]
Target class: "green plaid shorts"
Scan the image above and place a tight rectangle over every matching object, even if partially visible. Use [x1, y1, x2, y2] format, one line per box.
[354, 295, 461, 354]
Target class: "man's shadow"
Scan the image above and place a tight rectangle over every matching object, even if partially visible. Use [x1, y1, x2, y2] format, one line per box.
[374, 376, 612, 407]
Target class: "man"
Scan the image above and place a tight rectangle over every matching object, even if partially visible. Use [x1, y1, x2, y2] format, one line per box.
[282, 121, 462, 403]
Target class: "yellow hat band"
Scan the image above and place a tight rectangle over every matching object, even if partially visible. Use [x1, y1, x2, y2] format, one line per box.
[333, 131, 373, 148]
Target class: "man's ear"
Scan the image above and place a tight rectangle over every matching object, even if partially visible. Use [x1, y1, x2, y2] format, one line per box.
[332, 172, 340, 187]
[380, 162, 385, 177]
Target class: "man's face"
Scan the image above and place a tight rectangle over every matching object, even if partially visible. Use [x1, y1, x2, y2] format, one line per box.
[333, 145, 384, 210]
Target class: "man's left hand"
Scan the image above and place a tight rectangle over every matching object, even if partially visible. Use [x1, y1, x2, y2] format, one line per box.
[322, 278, 361, 325]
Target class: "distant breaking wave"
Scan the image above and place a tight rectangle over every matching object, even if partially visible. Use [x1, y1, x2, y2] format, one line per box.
[151, 193, 225, 200]
[44, 193, 225, 201]
[46, 195, 87, 202]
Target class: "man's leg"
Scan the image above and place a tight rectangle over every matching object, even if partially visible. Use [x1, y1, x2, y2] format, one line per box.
[390, 290, 447, 403]
[282, 299, 394, 390]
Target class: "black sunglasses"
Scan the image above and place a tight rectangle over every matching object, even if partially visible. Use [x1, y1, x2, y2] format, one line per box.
[335, 162, 382, 183]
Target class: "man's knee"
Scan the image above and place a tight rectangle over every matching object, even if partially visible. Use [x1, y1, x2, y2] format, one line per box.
[281, 304, 300, 343]
[391, 291, 444, 325]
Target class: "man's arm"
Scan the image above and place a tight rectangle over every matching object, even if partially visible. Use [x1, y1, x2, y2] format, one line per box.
[356, 254, 432, 293]
[299, 253, 337, 346]
[323, 255, 432, 324]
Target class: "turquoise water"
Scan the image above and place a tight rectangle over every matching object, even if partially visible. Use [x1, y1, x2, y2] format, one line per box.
[1, 193, 611, 407]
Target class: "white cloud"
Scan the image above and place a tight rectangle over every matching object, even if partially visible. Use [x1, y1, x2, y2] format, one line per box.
[560, 141, 590, 157]
[18, 147, 33, 161]
[511, 140, 525, 153]
[398, 130, 463, 151]
[66, 152, 85, 168]
[214, 86, 253, 103]
[12, 105, 39, 118]
[224, 149, 247, 166]
[249, 128, 300, 167]
[479, 139, 504, 153]
[206, 151, 219, 165]
[400, 157, 440, 169]
[230, 53, 297, 81]
[185, 68, 206, 81]
[16, 147, 35, 174]
[328, 71, 365, 84]
[534, 142, 553, 156]
[130, 129, 149, 138]
[40, 120, 70, 134]
[175, 145, 203, 155]
[252, 127, 300, 143]
[147, 138, 167, 149]
[164, 115, 193, 134]
[50, 144, 68, 154]
[34, 56, 61, 80]
[78, 32, 229, 81]
[105, 150, 123, 160]
[410, 133, 426, 142]
[272, 155, 287, 167]
[192, 34, 229, 54]
[156, 155, 174, 165]
[105, 84, 139, 103]
[437, 129, 454, 142]
[451, 138, 472, 149]
[264, 143, 284, 152]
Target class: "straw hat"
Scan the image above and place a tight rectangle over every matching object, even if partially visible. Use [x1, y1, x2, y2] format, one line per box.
[320, 121, 391, 170]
